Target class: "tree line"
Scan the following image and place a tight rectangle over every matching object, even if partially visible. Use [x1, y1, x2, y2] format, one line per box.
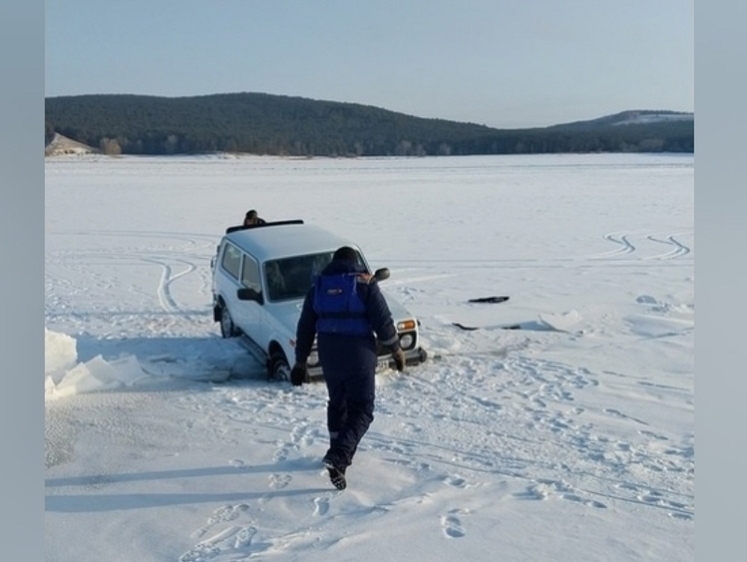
[45, 93, 693, 157]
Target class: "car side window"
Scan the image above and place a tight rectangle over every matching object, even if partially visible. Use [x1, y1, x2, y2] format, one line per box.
[241, 255, 262, 293]
[220, 242, 242, 280]
[264, 261, 286, 300]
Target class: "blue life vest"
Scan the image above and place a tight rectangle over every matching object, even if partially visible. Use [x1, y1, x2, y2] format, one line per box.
[313, 273, 371, 336]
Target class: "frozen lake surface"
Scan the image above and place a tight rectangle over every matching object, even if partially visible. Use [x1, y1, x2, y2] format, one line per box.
[45, 153, 693, 562]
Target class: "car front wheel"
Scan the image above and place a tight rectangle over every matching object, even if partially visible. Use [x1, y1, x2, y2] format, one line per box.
[270, 351, 290, 382]
[220, 306, 238, 338]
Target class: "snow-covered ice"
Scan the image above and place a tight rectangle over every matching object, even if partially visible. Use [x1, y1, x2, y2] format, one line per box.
[45, 153, 694, 561]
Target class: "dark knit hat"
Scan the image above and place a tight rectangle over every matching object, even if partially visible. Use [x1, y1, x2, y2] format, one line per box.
[333, 246, 358, 262]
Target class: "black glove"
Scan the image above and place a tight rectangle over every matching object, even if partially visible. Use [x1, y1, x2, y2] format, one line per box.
[392, 348, 406, 372]
[290, 362, 307, 386]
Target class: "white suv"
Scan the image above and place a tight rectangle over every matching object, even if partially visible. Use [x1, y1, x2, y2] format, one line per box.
[211, 220, 427, 381]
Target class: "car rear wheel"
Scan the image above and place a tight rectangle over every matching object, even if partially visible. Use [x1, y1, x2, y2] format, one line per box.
[220, 306, 238, 338]
[269, 351, 290, 382]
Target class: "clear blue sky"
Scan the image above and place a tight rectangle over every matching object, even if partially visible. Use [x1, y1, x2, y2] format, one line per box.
[45, 0, 693, 128]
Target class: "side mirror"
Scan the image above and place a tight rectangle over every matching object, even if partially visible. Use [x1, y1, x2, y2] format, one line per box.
[237, 287, 264, 304]
[374, 268, 390, 282]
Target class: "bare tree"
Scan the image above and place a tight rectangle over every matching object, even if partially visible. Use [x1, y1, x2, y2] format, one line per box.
[100, 137, 122, 155]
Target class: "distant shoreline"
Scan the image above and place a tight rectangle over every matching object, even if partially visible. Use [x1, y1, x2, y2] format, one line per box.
[45, 93, 693, 157]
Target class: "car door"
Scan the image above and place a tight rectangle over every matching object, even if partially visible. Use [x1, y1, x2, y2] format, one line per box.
[231, 252, 265, 346]
[217, 241, 243, 320]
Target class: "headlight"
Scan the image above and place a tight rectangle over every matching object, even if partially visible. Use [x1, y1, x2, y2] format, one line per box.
[399, 333, 414, 350]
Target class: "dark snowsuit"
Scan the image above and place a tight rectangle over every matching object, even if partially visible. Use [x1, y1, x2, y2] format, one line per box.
[295, 258, 401, 469]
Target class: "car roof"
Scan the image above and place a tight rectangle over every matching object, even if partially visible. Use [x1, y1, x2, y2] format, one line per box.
[222, 221, 361, 263]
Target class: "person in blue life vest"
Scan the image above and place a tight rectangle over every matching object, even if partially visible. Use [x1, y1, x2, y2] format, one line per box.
[291, 246, 406, 490]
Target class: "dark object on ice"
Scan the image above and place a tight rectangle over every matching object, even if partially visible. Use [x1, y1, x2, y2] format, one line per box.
[225, 219, 304, 234]
[452, 322, 522, 331]
[452, 322, 480, 331]
[468, 296, 510, 304]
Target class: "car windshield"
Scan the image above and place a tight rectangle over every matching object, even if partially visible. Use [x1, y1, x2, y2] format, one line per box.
[264, 252, 336, 301]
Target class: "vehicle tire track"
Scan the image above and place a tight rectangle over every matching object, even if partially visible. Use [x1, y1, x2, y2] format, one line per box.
[590, 232, 636, 259]
[141, 256, 197, 313]
[644, 235, 691, 260]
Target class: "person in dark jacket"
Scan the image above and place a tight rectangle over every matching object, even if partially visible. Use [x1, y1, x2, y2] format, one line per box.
[291, 246, 406, 490]
[243, 209, 266, 226]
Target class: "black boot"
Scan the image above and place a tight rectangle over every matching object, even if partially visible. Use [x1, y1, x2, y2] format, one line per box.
[322, 452, 347, 490]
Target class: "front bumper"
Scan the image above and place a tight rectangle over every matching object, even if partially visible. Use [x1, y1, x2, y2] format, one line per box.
[377, 346, 428, 371]
[305, 346, 427, 382]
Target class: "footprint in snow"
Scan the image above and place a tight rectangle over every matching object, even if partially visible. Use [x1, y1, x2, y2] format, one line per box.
[514, 485, 548, 501]
[194, 503, 250, 537]
[561, 493, 607, 509]
[442, 474, 470, 488]
[273, 447, 291, 462]
[180, 524, 258, 562]
[179, 543, 220, 562]
[441, 509, 469, 538]
[234, 525, 257, 548]
[313, 496, 330, 516]
[228, 459, 251, 470]
[269, 473, 292, 489]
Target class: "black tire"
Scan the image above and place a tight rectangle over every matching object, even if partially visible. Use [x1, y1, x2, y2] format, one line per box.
[269, 350, 291, 382]
[417, 347, 428, 363]
[219, 305, 238, 338]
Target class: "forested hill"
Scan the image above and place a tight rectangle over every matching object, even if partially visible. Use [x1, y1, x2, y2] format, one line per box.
[44, 92, 693, 157]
